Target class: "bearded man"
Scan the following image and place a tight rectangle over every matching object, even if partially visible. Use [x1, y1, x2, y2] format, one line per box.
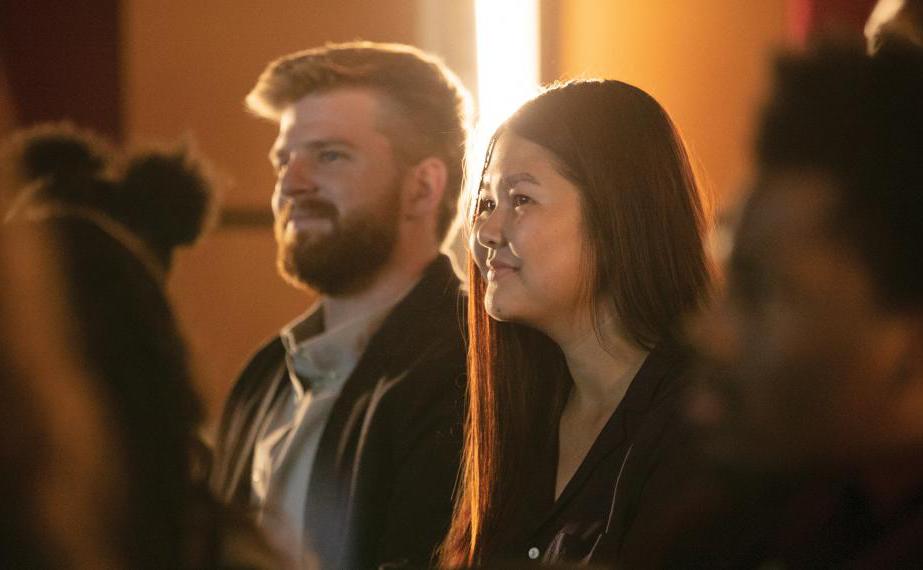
[210, 42, 470, 569]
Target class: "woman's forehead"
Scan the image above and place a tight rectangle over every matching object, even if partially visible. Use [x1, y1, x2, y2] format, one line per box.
[484, 133, 561, 183]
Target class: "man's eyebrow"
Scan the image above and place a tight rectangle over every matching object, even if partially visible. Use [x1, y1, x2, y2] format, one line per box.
[270, 138, 357, 164]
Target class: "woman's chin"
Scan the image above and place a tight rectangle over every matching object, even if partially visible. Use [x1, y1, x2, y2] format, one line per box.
[486, 302, 537, 328]
[484, 296, 514, 322]
[484, 304, 508, 322]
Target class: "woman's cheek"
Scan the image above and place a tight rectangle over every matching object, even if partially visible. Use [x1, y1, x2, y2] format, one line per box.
[468, 229, 489, 275]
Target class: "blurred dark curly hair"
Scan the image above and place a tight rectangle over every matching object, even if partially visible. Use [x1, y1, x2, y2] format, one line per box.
[2, 122, 218, 271]
[1, 123, 220, 568]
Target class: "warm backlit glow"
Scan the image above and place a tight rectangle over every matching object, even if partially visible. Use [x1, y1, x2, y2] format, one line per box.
[471, 0, 541, 210]
[474, 0, 541, 134]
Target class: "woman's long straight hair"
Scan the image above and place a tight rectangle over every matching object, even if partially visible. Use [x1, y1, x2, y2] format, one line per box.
[440, 80, 713, 567]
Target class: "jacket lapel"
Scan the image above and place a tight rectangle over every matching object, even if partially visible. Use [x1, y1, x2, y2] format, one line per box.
[225, 357, 289, 503]
[211, 338, 289, 504]
[303, 255, 461, 565]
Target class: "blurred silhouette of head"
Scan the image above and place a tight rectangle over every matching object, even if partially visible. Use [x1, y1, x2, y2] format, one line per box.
[3, 123, 216, 274]
[1, 124, 218, 567]
[695, 47, 923, 473]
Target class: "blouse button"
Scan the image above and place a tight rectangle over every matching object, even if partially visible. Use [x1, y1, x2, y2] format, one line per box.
[527, 547, 540, 560]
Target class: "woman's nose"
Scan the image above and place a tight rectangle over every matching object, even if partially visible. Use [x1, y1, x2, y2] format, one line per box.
[475, 207, 504, 249]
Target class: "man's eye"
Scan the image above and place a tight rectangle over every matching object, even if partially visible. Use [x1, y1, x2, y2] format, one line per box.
[319, 150, 345, 163]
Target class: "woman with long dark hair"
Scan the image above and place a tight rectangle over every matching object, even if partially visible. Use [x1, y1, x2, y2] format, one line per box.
[440, 80, 712, 567]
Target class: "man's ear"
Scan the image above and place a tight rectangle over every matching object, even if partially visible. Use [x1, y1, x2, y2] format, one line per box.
[403, 157, 447, 219]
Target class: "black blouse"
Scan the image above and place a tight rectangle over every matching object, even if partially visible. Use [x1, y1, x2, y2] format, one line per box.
[495, 342, 692, 566]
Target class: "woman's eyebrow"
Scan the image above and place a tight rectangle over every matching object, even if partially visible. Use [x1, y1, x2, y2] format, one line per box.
[499, 172, 539, 189]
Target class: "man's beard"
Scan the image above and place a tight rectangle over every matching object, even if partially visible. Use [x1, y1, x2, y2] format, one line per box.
[274, 186, 401, 297]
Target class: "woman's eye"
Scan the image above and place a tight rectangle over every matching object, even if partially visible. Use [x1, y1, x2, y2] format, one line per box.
[477, 196, 496, 214]
[512, 194, 533, 208]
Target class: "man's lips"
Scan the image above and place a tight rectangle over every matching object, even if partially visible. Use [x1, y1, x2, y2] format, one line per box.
[289, 210, 333, 223]
[284, 213, 334, 236]
[280, 197, 338, 228]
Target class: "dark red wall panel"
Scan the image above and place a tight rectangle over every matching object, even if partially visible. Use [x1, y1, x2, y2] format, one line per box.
[0, 0, 122, 139]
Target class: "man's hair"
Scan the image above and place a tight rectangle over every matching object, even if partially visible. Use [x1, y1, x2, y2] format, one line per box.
[247, 41, 471, 241]
[756, 46, 923, 309]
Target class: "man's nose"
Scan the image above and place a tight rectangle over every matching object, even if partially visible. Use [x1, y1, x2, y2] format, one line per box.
[278, 152, 315, 196]
[272, 153, 317, 215]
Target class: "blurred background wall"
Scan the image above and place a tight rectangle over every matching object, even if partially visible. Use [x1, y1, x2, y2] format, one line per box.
[0, 0, 876, 434]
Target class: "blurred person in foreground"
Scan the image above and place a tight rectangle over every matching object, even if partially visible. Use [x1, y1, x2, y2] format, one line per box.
[866, 0, 923, 54]
[209, 42, 471, 568]
[1, 125, 285, 568]
[685, 47, 923, 567]
[0, 215, 124, 568]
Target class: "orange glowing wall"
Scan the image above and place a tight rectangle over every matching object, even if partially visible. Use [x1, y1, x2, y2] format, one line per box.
[548, 0, 790, 212]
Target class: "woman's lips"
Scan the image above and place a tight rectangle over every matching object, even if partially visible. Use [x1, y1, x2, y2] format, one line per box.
[486, 261, 518, 281]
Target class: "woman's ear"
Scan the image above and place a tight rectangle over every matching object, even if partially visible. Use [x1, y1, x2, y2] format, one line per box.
[404, 157, 447, 220]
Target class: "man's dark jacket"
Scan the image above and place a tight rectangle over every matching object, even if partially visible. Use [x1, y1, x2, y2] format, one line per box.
[210, 256, 467, 569]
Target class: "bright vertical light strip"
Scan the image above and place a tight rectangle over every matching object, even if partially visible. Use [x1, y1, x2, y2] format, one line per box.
[474, 0, 540, 134]
[470, 0, 540, 221]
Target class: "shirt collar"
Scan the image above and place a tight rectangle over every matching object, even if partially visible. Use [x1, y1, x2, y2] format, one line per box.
[279, 282, 416, 395]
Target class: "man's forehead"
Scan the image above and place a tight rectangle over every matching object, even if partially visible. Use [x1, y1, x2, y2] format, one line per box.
[277, 87, 388, 139]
